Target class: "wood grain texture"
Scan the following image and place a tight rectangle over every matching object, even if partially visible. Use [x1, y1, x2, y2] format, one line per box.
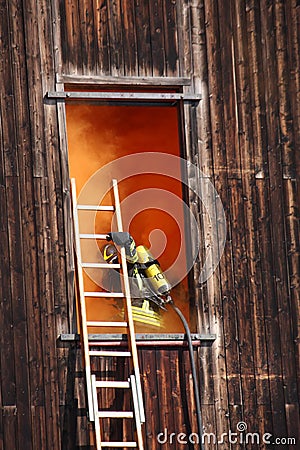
[0, 0, 299, 448]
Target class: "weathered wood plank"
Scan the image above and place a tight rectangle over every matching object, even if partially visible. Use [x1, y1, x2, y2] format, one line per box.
[1, 0, 48, 447]
[274, 0, 296, 179]
[6, 178, 32, 449]
[260, 0, 297, 440]
[149, 0, 165, 77]
[284, 0, 300, 180]
[0, 0, 18, 178]
[218, 0, 240, 176]
[22, 0, 46, 178]
[134, 0, 152, 76]
[204, 0, 238, 443]
[245, 0, 267, 174]
[256, 178, 283, 441]
[107, 0, 124, 76]
[178, 0, 192, 79]
[79, 0, 96, 74]
[229, 179, 258, 437]
[156, 350, 176, 442]
[59, 74, 191, 86]
[163, 0, 179, 76]
[94, 0, 110, 75]
[61, 0, 82, 74]
[2, 408, 17, 450]
[121, 0, 138, 76]
[140, 349, 160, 450]
[0, 193, 16, 409]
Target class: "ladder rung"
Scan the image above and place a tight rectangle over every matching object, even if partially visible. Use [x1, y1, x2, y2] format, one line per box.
[80, 233, 108, 239]
[84, 292, 124, 298]
[100, 443, 137, 448]
[82, 263, 121, 269]
[86, 321, 127, 327]
[97, 411, 134, 418]
[95, 381, 130, 388]
[77, 205, 115, 211]
[89, 350, 131, 357]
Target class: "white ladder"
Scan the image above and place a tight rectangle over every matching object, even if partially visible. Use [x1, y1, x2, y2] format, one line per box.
[71, 178, 145, 449]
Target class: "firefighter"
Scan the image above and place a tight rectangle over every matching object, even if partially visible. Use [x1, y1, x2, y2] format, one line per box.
[101, 232, 172, 327]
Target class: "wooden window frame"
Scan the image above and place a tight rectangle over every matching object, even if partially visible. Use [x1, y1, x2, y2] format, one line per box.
[55, 77, 210, 343]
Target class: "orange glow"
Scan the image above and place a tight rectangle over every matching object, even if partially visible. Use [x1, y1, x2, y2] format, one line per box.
[66, 103, 191, 332]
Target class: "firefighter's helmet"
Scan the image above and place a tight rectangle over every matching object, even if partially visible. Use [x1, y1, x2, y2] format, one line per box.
[102, 244, 118, 264]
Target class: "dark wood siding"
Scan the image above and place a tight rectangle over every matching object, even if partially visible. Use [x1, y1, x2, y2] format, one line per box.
[59, 0, 181, 78]
[0, 0, 299, 449]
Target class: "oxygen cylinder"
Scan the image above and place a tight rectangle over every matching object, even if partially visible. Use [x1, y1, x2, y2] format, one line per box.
[136, 245, 172, 296]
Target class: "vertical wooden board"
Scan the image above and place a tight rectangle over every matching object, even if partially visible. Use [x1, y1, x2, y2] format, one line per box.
[189, 1, 214, 173]
[256, 405, 273, 447]
[74, 348, 90, 448]
[235, 1, 272, 415]
[94, 0, 111, 75]
[156, 350, 176, 444]
[260, 0, 298, 422]
[163, 0, 179, 76]
[169, 348, 190, 450]
[0, 344, 2, 450]
[56, 92, 75, 334]
[7, 8, 41, 406]
[285, 403, 300, 446]
[245, 0, 268, 173]
[218, 0, 240, 175]
[198, 345, 214, 407]
[245, 182, 271, 410]
[33, 177, 61, 449]
[58, 343, 78, 450]
[134, 0, 152, 76]
[178, 0, 192, 79]
[181, 348, 200, 448]
[58, 0, 68, 69]
[201, 404, 216, 450]
[283, 179, 300, 391]
[274, 0, 296, 179]
[255, 179, 285, 439]
[107, 0, 124, 76]
[219, 212, 243, 412]
[121, 0, 138, 76]
[229, 179, 257, 429]
[261, 0, 296, 424]
[284, 0, 300, 179]
[0, 0, 18, 178]
[2, 409, 17, 450]
[0, 231, 16, 409]
[31, 406, 47, 450]
[61, 0, 83, 73]
[79, 0, 96, 74]
[22, 0, 46, 178]
[36, 0, 70, 337]
[205, 0, 227, 172]
[203, 0, 234, 442]
[231, 0, 254, 174]
[149, 0, 165, 77]
[140, 349, 160, 449]
[0, 117, 4, 187]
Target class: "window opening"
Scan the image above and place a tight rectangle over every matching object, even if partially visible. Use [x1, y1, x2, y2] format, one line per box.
[66, 91, 196, 334]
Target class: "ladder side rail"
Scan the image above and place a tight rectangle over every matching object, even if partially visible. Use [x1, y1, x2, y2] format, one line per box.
[120, 246, 146, 425]
[130, 375, 145, 449]
[71, 178, 95, 422]
[112, 179, 146, 427]
[92, 375, 102, 450]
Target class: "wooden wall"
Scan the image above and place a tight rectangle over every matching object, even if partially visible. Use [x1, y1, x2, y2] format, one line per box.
[0, 0, 299, 449]
[0, 0, 72, 448]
